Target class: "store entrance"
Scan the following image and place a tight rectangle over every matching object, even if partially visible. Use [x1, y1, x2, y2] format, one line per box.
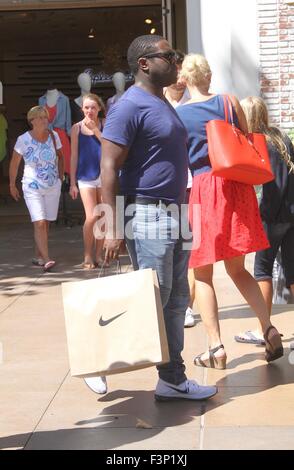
[0, 3, 164, 196]
[0, 2, 162, 166]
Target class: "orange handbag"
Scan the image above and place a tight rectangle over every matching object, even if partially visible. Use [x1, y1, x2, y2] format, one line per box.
[206, 95, 274, 185]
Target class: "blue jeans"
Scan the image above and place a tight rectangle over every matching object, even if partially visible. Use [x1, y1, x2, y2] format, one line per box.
[125, 202, 190, 385]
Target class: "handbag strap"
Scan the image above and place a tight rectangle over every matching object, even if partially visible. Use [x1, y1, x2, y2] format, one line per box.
[222, 95, 234, 125]
[49, 129, 58, 154]
[222, 95, 266, 162]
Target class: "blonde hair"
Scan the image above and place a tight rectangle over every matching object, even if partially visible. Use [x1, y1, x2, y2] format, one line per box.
[241, 96, 294, 173]
[27, 106, 49, 126]
[179, 54, 211, 87]
[82, 93, 106, 118]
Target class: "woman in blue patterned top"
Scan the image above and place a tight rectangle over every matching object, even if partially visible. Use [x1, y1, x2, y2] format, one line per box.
[9, 106, 64, 272]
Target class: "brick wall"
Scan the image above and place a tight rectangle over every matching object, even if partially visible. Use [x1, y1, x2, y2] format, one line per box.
[258, 0, 294, 130]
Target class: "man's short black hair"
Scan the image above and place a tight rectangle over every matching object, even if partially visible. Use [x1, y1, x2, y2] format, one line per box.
[127, 34, 164, 75]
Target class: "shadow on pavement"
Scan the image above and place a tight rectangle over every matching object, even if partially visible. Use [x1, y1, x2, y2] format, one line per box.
[1, 357, 293, 450]
[0, 389, 206, 450]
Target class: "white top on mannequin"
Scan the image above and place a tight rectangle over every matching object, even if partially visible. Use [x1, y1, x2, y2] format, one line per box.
[107, 72, 126, 111]
[74, 72, 92, 108]
[46, 88, 59, 107]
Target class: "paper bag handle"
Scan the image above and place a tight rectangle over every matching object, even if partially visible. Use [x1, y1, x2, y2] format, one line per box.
[97, 259, 122, 278]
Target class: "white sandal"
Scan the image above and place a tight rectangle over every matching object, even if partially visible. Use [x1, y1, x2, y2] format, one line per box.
[234, 330, 265, 345]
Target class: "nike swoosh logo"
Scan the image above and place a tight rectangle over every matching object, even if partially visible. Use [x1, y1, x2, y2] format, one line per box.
[168, 385, 189, 394]
[99, 311, 127, 326]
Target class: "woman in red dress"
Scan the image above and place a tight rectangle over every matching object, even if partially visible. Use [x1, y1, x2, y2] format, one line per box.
[176, 54, 283, 368]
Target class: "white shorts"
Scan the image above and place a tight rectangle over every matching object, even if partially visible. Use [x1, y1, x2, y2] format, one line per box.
[23, 180, 61, 222]
[78, 176, 101, 189]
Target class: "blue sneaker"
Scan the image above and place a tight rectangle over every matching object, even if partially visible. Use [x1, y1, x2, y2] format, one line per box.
[155, 378, 217, 401]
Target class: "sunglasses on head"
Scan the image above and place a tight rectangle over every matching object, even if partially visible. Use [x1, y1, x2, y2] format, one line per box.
[140, 50, 177, 64]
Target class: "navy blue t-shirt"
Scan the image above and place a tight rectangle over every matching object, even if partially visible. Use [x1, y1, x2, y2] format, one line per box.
[102, 85, 188, 204]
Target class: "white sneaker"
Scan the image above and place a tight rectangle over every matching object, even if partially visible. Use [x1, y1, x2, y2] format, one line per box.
[84, 376, 107, 394]
[155, 378, 217, 401]
[184, 307, 196, 327]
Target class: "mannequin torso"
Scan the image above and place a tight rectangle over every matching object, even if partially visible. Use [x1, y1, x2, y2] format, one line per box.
[46, 88, 59, 107]
[0, 106, 8, 162]
[39, 88, 72, 173]
[74, 97, 83, 108]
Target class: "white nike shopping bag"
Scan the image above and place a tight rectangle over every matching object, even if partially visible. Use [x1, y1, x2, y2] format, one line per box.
[62, 269, 170, 377]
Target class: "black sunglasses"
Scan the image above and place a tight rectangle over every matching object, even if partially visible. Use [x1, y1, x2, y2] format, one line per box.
[140, 50, 177, 64]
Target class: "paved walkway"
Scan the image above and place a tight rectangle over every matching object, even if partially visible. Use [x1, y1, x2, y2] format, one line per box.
[0, 199, 294, 450]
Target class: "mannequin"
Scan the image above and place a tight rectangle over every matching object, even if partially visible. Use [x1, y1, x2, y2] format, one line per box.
[75, 72, 92, 107]
[71, 72, 92, 124]
[106, 72, 126, 111]
[0, 103, 8, 202]
[39, 86, 72, 174]
[0, 104, 7, 163]
[46, 88, 59, 107]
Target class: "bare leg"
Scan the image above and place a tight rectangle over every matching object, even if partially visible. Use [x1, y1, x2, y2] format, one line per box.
[79, 187, 98, 266]
[188, 268, 196, 309]
[258, 279, 273, 317]
[35, 221, 50, 260]
[94, 188, 104, 264]
[33, 220, 50, 264]
[34, 245, 42, 260]
[225, 256, 272, 334]
[193, 264, 226, 360]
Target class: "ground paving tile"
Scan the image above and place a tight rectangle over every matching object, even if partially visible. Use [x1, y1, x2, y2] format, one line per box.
[0, 203, 293, 450]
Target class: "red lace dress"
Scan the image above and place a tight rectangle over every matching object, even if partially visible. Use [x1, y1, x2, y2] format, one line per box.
[188, 172, 269, 268]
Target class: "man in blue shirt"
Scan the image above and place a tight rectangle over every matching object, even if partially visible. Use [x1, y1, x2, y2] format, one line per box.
[101, 35, 217, 401]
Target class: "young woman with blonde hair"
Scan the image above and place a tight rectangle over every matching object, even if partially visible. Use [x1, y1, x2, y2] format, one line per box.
[235, 96, 294, 344]
[70, 93, 106, 270]
[176, 54, 283, 368]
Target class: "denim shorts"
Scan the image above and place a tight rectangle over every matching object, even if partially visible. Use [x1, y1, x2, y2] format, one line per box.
[254, 221, 294, 287]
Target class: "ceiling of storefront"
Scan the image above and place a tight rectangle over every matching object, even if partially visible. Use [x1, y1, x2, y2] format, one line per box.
[0, 5, 163, 48]
[0, 0, 161, 10]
